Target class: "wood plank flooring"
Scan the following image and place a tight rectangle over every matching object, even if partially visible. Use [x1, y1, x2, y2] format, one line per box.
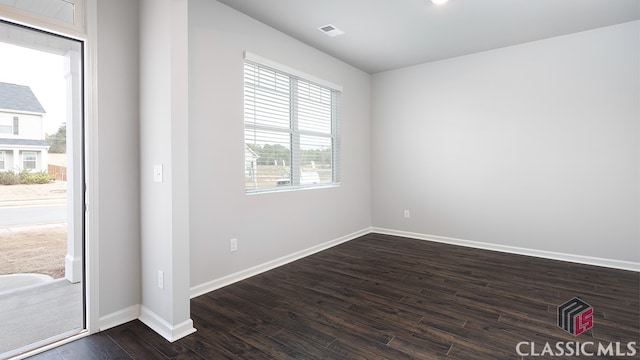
[28, 233, 640, 359]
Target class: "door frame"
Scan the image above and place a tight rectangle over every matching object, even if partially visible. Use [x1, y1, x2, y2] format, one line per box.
[0, 0, 101, 355]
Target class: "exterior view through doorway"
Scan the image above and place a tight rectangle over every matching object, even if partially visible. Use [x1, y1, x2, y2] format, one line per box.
[0, 19, 85, 359]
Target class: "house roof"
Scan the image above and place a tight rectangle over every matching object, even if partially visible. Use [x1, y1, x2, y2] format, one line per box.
[0, 82, 46, 114]
[0, 138, 48, 147]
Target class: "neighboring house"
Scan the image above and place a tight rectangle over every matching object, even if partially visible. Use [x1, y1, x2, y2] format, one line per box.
[0, 81, 48, 172]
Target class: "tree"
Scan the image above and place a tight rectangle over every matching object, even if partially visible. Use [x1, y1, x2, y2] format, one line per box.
[247, 143, 291, 165]
[46, 123, 66, 153]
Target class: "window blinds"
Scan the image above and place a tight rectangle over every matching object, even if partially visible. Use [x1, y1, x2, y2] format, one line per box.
[244, 57, 340, 192]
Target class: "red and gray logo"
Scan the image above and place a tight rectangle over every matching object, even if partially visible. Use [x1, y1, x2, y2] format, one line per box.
[558, 297, 593, 336]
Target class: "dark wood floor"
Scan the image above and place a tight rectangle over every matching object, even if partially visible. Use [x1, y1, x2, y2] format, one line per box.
[28, 233, 639, 359]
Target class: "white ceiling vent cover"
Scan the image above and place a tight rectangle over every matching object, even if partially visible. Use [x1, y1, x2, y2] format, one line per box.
[318, 24, 344, 37]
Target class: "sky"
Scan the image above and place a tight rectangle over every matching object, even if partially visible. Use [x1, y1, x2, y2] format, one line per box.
[0, 42, 67, 135]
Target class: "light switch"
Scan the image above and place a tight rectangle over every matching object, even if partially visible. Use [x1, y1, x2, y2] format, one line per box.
[153, 165, 163, 183]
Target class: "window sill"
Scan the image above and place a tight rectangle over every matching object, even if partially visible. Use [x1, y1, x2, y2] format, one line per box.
[246, 183, 340, 195]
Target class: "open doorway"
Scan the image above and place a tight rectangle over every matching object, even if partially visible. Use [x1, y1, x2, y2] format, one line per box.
[0, 20, 85, 359]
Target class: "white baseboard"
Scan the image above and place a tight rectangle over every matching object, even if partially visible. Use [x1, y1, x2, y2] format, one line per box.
[99, 304, 140, 331]
[371, 227, 640, 272]
[96, 228, 369, 340]
[139, 306, 196, 342]
[100, 305, 196, 342]
[190, 227, 371, 298]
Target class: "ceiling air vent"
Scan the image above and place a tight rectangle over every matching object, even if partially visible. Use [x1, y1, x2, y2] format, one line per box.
[318, 24, 344, 37]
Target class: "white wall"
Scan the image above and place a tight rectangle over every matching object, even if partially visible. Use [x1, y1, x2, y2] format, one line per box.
[95, 0, 141, 325]
[371, 21, 640, 265]
[188, 0, 371, 292]
[17, 114, 42, 140]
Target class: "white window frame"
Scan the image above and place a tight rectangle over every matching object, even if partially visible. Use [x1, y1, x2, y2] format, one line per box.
[0, 150, 5, 170]
[244, 52, 341, 193]
[0, 0, 85, 38]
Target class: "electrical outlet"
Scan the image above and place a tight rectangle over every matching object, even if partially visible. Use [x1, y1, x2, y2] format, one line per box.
[404, 210, 410, 219]
[230, 238, 238, 252]
[157, 270, 164, 289]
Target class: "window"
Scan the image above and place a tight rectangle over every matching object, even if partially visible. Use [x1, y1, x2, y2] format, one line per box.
[0, 151, 5, 170]
[0, 117, 10, 134]
[244, 54, 341, 192]
[13, 116, 18, 135]
[22, 151, 36, 170]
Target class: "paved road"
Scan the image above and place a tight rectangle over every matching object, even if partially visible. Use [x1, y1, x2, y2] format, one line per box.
[0, 205, 67, 227]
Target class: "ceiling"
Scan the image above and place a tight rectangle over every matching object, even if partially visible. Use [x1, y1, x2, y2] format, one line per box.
[217, 0, 640, 74]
